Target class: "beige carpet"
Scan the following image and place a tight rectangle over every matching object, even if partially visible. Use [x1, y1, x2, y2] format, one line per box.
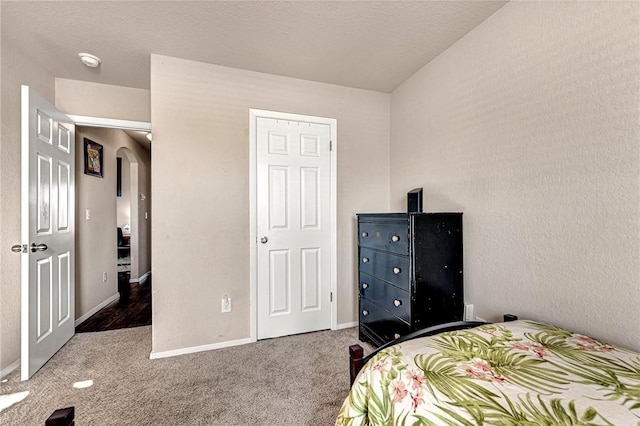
[0, 326, 372, 425]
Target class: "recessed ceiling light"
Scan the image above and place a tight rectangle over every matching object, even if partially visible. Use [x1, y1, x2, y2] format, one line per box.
[78, 53, 101, 68]
[146, 132, 152, 142]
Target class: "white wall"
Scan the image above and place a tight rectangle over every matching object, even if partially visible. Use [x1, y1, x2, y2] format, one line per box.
[55, 78, 150, 122]
[390, 1, 640, 351]
[0, 40, 56, 372]
[151, 55, 390, 353]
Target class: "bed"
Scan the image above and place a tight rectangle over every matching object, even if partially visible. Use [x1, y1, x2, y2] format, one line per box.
[337, 319, 640, 425]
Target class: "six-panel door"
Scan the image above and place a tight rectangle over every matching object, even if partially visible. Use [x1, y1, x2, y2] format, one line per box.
[256, 116, 332, 340]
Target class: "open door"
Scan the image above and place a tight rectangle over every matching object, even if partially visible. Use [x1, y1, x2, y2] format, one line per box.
[19, 86, 75, 380]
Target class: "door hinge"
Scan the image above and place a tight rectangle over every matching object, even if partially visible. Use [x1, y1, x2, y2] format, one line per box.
[330, 292, 333, 302]
[330, 140, 333, 151]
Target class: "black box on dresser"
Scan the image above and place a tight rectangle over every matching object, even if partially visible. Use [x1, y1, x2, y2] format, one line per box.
[357, 213, 463, 347]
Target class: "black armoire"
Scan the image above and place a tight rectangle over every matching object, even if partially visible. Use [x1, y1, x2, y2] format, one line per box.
[357, 213, 463, 347]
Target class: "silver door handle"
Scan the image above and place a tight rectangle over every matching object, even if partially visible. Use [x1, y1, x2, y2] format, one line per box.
[11, 244, 24, 253]
[260, 236, 268, 244]
[30, 243, 48, 252]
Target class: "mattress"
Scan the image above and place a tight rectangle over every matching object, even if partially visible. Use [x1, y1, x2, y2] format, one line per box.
[336, 320, 640, 425]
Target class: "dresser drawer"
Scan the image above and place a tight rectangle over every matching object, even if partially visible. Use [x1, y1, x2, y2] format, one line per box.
[360, 300, 411, 343]
[359, 247, 410, 291]
[358, 221, 409, 255]
[360, 272, 410, 323]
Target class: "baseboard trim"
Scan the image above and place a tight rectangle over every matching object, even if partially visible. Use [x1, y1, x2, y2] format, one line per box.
[337, 321, 357, 330]
[74, 293, 120, 327]
[0, 359, 20, 379]
[130, 271, 151, 284]
[149, 338, 252, 360]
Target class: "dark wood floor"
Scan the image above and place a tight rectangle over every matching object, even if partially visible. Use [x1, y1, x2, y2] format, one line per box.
[76, 272, 152, 333]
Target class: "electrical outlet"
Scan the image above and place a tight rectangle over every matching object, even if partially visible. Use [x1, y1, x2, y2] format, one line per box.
[85, 209, 91, 221]
[464, 304, 474, 321]
[221, 295, 231, 313]
[102, 272, 107, 282]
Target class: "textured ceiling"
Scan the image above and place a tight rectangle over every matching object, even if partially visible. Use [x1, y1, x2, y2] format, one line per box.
[2, 1, 507, 93]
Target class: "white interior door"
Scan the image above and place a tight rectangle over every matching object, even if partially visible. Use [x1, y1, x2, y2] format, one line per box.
[20, 86, 75, 380]
[256, 115, 332, 339]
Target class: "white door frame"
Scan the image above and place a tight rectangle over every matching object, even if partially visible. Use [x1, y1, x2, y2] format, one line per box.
[249, 109, 337, 342]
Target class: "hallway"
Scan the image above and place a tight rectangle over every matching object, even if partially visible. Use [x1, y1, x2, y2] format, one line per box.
[75, 274, 151, 333]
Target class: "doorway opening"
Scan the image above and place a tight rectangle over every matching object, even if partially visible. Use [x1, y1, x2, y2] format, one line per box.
[74, 126, 152, 333]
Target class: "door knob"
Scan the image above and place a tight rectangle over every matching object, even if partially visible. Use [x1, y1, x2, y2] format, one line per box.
[260, 236, 268, 244]
[30, 243, 48, 252]
[11, 244, 24, 253]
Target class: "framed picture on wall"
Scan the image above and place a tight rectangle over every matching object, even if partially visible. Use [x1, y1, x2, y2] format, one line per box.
[84, 138, 103, 178]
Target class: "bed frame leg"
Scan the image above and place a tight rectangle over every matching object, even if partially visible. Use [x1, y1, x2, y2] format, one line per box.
[349, 344, 364, 385]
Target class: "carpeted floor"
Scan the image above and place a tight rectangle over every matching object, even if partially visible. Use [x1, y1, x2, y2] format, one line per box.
[0, 326, 372, 425]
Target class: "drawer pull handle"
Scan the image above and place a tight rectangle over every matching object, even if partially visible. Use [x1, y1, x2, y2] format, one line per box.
[393, 299, 402, 307]
[393, 267, 401, 274]
[394, 333, 401, 339]
[391, 235, 400, 242]
[362, 283, 369, 289]
[362, 310, 369, 316]
[361, 232, 368, 237]
[362, 257, 369, 263]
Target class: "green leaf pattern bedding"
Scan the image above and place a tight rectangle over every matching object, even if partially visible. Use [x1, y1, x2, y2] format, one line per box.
[336, 321, 640, 425]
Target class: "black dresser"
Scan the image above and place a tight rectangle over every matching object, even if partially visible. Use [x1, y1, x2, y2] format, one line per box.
[357, 213, 463, 347]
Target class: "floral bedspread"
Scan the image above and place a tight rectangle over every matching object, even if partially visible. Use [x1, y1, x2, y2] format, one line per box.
[336, 321, 640, 425]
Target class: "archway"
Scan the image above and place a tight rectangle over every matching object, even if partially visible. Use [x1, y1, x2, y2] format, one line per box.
[116, 147, 141, 284]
